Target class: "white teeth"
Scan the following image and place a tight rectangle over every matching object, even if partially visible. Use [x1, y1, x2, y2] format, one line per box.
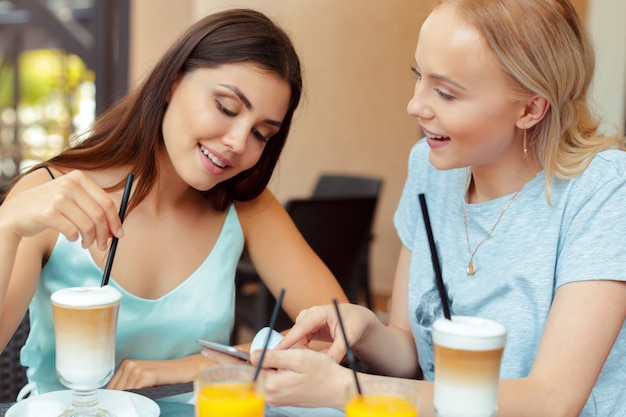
[210, 154, 225, 168]
[426, 132, 449, 140]
[200, 146, 226, 168]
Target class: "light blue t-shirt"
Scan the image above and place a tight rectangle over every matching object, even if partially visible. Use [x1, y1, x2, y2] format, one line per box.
[21, 203, 244, 394]
[394, 139, 626, 417]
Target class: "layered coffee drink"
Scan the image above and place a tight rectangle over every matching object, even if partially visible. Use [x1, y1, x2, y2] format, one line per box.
[432, 316, 506, 417]
[51, 286, 121, 390]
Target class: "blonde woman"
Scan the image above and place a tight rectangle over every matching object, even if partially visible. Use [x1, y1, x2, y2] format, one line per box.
[254, 1, 626, 416]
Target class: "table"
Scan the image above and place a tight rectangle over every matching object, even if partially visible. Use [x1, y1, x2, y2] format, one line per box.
[0, 383, 345, 417]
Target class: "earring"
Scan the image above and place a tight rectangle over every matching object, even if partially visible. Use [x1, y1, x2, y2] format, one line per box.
[523, 129, 528, 159]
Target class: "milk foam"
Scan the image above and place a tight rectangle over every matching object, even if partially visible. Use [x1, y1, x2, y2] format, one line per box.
[432, 316, 506, 351]
[51, 285, 121, 307]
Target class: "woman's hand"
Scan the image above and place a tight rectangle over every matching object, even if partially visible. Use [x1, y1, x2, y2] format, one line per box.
[0, 170, 124, 250]
[277, 303, 378, 364]
[106, 354, 214, 390]
[250, 347, 352, 409]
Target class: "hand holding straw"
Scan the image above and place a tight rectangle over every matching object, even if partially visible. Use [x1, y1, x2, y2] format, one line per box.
[333, 299, 362, 395]
[101, 173, 135, 287]
[418, 193, 451, 320]
[253, 288, 285, 382]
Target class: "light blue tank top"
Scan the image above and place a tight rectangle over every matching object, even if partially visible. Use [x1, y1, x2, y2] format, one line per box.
[21, 203, 244, 393]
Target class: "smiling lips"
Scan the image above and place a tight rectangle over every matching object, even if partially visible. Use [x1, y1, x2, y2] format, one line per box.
[200, 145, 228, 168]
[421, 125, 450, 142]
[425, 131, 450, 141]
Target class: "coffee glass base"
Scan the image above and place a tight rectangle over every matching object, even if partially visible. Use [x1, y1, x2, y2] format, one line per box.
[58, 389, 116, 417]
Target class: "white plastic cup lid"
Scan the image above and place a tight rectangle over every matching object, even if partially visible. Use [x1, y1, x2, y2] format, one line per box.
[250, 327, 284, 352]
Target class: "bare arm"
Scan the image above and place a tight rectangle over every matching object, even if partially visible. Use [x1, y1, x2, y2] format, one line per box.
[275, 245, 418, 377]
[0, 169, 123, 351]
[255, 245, 420, 407]
[106, 353, 217, 390]
[0, 219, 39, 351]
[352, 251, 626, 416]
[261, 251, 625, 416]
[236, 189, 349, 320]
[410, 279, 626, 417]
[492, 279, 626, 417]
[350, 245, 419, 377]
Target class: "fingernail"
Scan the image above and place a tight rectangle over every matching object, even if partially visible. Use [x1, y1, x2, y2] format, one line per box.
[116, 228, 124, 238]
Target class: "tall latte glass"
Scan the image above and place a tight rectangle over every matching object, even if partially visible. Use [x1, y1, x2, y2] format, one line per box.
[51, 286, 121, 417]
[432, 316, 506, 417]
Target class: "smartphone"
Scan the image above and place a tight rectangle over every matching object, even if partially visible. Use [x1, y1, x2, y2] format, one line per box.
[197, 338, 250, 362]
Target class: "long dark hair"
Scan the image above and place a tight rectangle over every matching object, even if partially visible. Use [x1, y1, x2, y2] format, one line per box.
[21, 8, 303, 212]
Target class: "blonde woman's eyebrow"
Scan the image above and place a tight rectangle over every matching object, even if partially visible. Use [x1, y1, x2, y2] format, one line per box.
[412, 60, 466, 91]
[428, 73, 467, 91]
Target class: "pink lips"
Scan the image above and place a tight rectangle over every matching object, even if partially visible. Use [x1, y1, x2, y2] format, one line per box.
[421, 126, 450, 149]
[426, 136, 450, 149]
[199, 146, 229, 175]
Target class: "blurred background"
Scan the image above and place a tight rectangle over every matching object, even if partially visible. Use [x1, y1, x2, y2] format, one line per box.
[0, 0, 624, 309]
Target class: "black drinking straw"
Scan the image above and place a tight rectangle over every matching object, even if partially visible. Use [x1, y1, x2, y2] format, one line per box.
[253, 288, 285, 382]
[101, 173, 135, 287]
[333, 299, 362, 395]
[418, 193, 451, 320]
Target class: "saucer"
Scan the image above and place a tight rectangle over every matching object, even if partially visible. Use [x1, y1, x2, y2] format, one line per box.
[7, 389, 160, 417]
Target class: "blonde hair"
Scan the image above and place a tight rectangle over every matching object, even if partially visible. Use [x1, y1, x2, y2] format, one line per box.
[438, 0, 625, 199]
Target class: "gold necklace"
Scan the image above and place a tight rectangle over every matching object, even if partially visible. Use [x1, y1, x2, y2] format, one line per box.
[462, 171, 541, 276]
[462, 190, 521, 276]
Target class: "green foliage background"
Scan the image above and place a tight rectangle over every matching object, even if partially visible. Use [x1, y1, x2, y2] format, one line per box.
[0, 49, 92, 107]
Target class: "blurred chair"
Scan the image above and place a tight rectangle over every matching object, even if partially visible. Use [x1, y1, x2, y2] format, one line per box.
[285, 196, 378, 306]
[0, 312, 30, 402]
[311, 174, 383, 308]
[312, 174, 383, 200]
[233, 196, 378, 342]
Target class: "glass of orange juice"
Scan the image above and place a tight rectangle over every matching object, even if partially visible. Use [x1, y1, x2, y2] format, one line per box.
[194, 364, 265, 417]
[345, 378, 419, 417]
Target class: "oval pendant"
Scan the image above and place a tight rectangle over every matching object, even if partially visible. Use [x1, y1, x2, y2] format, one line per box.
[467, 262, 475, 276]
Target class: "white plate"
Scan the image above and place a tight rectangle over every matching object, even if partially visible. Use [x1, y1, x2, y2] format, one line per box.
[6, 389, 160, 417]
